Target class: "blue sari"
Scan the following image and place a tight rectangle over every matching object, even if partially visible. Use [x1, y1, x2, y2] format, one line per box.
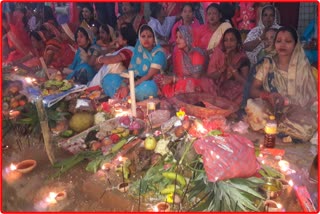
[128, 40, 166, 101]
[66, 47, 96, 84]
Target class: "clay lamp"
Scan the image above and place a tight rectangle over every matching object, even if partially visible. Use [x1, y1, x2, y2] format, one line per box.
[55, 191, 67, 201]
[154, 202, 170, 212]
[264, 200, 283, 212]
[117, 182, 130, 193]
[15, 160, 37, 174]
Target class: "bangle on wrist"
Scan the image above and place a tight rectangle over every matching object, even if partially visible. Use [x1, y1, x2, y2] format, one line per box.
[97, 56, 103, 63]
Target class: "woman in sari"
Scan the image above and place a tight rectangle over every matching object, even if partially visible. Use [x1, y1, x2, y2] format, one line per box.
[243, 5, 281, 65]
[5, 6, 33, 63]
[113, 24, 167, 101]
[169, 3, 201, 45]
[159, 25, 206, 98]
[205, 28, 250, 105]
[89, 23, 137, 89]
[116, 3, 146, 33]
[65, 27, 96, 84]
[193, 3, 232, 57]
[246, 26, 317, 142]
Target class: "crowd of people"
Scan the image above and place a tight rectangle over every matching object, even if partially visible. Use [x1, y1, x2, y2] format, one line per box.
[2, 2, 318, 142]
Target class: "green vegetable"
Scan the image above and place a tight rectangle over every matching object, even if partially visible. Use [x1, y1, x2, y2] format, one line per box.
[162, 172, 186, 188]
[110, 138, 127, 153]
[60, 130, 74, 138]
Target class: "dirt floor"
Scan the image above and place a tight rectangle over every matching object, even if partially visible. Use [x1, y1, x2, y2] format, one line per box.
[2, 125, 318, 212]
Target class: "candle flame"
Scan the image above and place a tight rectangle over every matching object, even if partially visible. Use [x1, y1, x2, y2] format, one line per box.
[276, 203, 282, 209]
[259, 154, 263, 158]
[288, 180, 294, 187]
[261, 160, 265, 164]
[118, 156, 123, 162]
[10, 163, 17, 171]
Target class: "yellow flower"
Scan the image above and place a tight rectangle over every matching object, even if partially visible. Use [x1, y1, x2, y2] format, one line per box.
[176, 109, 185, 120]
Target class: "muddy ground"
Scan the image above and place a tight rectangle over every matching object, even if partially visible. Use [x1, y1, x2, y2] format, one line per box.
[2, 127, 318, 212]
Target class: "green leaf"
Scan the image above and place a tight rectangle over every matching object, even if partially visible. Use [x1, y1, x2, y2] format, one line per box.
[229, 181, 264, 199]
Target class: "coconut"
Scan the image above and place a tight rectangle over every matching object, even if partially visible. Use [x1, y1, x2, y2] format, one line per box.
[69, 112, 94, 132]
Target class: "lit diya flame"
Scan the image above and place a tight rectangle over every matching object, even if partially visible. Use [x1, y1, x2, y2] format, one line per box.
[196, 122, 207, 134]
[9, 110, 20, 119]
[10, 163, 17, 171]
[45, 192, 58, 204]
[114, 108, 129, 117]
[288, 180, 294, 187]
[278, 160, 290, 172]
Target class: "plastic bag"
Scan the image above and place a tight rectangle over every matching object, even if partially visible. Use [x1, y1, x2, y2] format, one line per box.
[193, 133, 259, 182]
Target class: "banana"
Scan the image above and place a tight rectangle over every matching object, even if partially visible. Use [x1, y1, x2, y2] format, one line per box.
[121, 129, 130, 138]
[160, 185, 183, 195]
[162, 172, 186, 188]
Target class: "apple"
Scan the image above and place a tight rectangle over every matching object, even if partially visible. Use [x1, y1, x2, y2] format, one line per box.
[144, 136, 157, 150]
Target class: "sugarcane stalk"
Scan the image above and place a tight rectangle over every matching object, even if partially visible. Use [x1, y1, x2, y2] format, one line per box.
[35, 96, 55, 165]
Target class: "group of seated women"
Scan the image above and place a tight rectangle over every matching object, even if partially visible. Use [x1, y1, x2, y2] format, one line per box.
[3, 3, 318, 142]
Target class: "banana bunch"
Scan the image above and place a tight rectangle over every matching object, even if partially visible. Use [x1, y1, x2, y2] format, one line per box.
[111, 127, 130, 138]
[160, 172, 187, 204]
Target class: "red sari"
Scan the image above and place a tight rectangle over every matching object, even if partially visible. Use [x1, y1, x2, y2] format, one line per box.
[5, 11, 33, 63]
[160, 26, 207, 98]
[207, 46, 250, 105]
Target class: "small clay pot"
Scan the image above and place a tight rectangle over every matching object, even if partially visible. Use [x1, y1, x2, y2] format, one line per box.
[16, 160, 37, 174]
[101, 162, 113, 171]
[155, 202, 170, 212]
[117, 182, 129, 193]
[264, 200, 282, 212]
[55, 191, 67, 201]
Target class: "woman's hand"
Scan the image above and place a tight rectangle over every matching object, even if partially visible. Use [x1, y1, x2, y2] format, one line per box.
[114, 86, 129, 99]
[260, 91, 284, 109]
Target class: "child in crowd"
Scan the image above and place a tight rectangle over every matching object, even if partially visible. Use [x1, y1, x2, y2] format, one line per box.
[257, 28, 277, 62]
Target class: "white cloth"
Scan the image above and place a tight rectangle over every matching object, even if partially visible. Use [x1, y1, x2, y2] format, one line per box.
[148, 16, 176, 45]
[88, 46, 134, 87]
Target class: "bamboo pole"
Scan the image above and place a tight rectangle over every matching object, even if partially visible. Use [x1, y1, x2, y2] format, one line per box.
[35, 96, 56, 165]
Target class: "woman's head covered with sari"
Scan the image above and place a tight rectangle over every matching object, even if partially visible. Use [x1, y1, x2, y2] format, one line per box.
[176, 25, 206, 75]
[129, 24, 166, 77]
[176, 25, 193, 50]
[258, 5, 280, 29]
[277, 26, 316, 103]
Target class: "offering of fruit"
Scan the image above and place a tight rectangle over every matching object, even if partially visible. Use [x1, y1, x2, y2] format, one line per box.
[144, 135, 157, 150]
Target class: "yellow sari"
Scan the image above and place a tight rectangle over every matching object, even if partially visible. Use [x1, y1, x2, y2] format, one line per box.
[246, 42, 318, 141]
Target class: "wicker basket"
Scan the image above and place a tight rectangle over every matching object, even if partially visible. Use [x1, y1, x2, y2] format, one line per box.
[169, 93, 238, 119]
